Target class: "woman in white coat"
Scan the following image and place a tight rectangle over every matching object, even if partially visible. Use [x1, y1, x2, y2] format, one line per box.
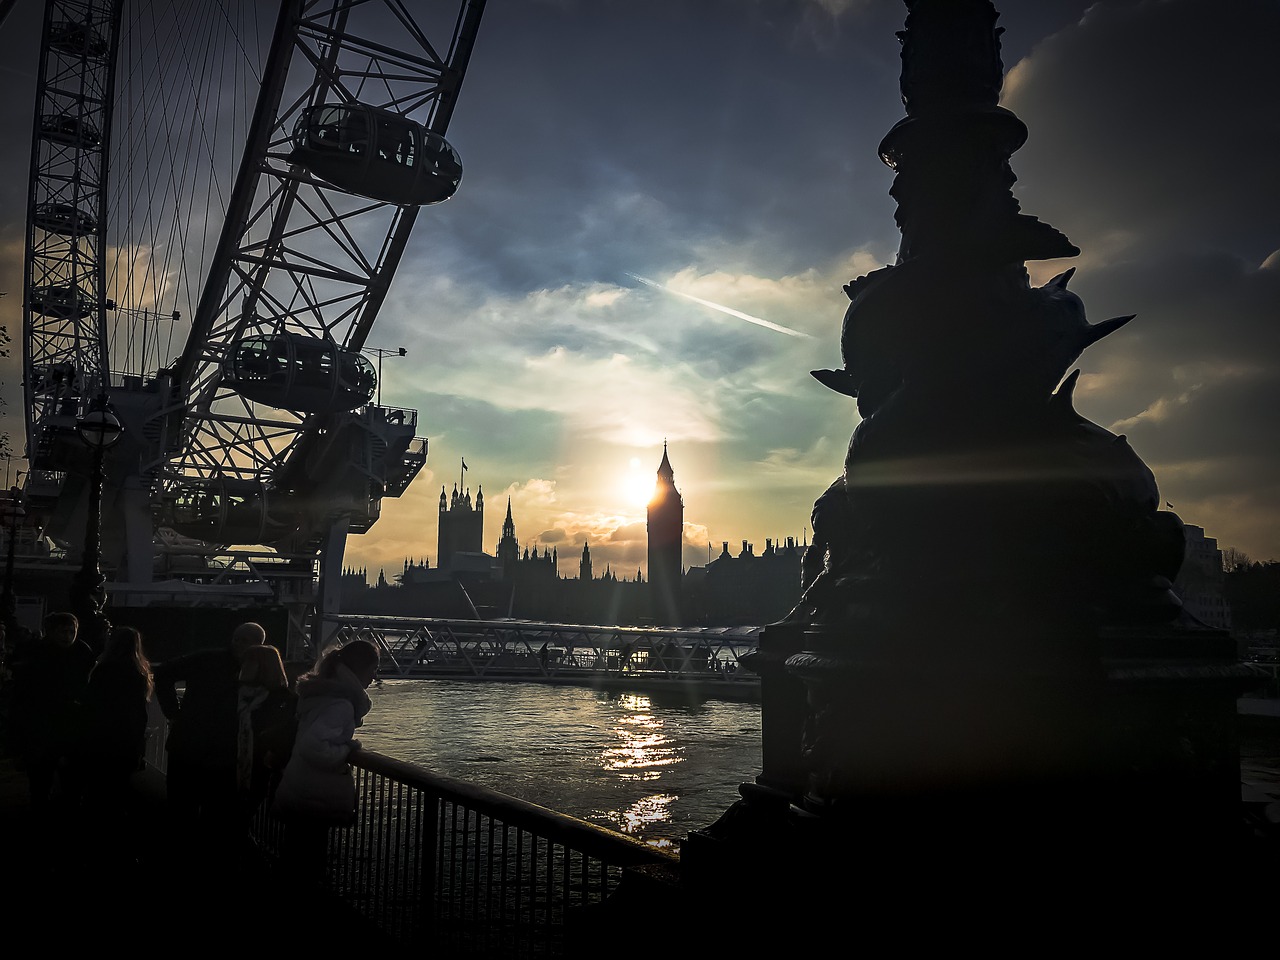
[272, 639, 379, 879]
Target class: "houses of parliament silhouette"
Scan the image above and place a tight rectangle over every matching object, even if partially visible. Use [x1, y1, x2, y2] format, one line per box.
[339, 445, 804, 626]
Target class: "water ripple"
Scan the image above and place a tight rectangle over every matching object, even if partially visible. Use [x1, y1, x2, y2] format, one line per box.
[358, 679, 761, 843]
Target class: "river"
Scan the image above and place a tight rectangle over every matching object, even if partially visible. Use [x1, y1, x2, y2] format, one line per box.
[358, 679, 1280, 849]
[358, 679, 761, 848]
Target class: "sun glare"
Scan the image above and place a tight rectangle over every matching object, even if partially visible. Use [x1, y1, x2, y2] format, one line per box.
[623, 458, 655, 507]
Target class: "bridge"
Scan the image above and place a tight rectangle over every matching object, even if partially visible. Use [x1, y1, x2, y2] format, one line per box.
[327, 616, 763, 697]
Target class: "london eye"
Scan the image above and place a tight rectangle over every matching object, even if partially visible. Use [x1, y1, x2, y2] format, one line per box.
[15, 0, 486, 654]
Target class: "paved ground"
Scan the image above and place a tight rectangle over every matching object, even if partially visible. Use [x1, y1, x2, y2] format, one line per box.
[0, 754, 390, 948]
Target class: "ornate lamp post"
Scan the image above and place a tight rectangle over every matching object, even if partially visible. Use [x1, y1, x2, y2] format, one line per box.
[71, 394, 123, 650]
[1, 483, 24, 633]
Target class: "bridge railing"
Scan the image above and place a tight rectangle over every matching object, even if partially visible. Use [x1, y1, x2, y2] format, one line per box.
[328, 615, 763, 685]
[250, 748, 678, 954]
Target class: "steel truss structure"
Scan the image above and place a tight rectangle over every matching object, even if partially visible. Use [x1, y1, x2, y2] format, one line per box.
[329, 617, 764, 690]
[23, 0, 121, 467]
[19, 1, 487, 655]
[171, 0, 483, 501]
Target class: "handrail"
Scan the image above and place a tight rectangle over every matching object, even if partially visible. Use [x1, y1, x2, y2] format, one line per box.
[147, 706, 679, 951]
[352, 749, 677, 868]
[239, 737, 679, 951]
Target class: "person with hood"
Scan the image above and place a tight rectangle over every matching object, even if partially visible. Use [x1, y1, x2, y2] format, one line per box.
[272, 639, 379, 880]
[235, 643, 297, 818]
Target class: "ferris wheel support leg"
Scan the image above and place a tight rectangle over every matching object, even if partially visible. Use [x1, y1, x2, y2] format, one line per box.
[309, 517, 350, 661]
[118, 479, 154, 586]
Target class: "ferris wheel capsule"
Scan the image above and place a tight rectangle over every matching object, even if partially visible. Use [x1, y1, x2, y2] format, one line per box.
[48, 20, 110, 59]
[33, 202, 97, 237]
[39, 114, 103, 148]
[29, 283, 94, 320]
[289, 103, 463, 206]
[224, 332, 377, 413]
[167, 478, 292, 545]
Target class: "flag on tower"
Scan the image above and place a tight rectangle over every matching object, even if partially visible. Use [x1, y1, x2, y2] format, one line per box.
[462, 458, 468, 471]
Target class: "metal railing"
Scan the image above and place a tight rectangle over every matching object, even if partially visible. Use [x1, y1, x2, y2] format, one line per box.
[249, 749, 678, 954]
[329, 616, 763, 691]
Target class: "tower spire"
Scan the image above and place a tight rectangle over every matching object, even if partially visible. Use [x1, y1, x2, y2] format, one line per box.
[657, 440, 674, 480]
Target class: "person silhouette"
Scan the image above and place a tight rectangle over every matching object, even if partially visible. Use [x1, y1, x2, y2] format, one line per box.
[7, 612, 94, 815]
[236, 643, 297, 820]
[153, 621, 266, 869]
[76, 625, 152, 873]
[272, 640, 380, 883]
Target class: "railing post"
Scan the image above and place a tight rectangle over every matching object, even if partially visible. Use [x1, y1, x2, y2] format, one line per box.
[413, 789, 439, 944]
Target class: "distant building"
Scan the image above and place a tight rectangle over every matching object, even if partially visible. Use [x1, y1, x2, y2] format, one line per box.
[437, 481, 484, 572]
[497, 497, 519, 576]
[1174, 523, 1231, 631]
[647, 443, 684, 625]
[687, 537, 803, 626]
[340, 565, 370, 602]
[340, 448, 802, 627]
[398, 558, 432, 585]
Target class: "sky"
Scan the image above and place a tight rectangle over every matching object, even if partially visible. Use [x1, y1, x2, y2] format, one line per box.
[0, 0, 1277, 582]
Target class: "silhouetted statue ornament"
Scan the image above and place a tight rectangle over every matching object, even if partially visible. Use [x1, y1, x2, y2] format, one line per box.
[679, 1, 1250, 910]
[797, 0, 1185, 636]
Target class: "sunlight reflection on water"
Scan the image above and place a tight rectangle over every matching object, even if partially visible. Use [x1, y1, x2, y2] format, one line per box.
[358, 680, 761, 844]
[603, 710, 680, 774]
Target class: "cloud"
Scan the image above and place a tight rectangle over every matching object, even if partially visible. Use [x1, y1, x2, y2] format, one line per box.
[608, 521, 646, 544]
[1003, 0, 1280, 265]
[8, 0, 1278, 581]
[999, 0, 1280, 557]
[354, 243, 880, 576]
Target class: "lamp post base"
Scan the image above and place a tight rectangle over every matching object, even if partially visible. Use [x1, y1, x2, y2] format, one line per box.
[680, 623, 1259, 911]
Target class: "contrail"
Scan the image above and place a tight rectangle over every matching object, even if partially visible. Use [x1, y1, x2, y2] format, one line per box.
[627, 273, 812, 339]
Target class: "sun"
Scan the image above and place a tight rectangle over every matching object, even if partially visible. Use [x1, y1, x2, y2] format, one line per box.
[622, 458, 654, 508]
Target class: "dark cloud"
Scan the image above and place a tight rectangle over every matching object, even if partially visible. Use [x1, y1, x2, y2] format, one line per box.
[1002, 0, 1280, 557]
[1078, 252, 1280, 380]
[432, 0, 911, 294]
[1005, 0, 1280, 265]
[1123, 373, 1280, 466]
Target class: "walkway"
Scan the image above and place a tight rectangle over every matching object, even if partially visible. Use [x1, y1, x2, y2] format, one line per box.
[0, 755, 389, 949]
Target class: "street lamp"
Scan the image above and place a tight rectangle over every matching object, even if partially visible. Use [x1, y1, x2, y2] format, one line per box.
[71, 394, 123, 650]
[1, 483, 24, 633]
[366, 346, 406, 407]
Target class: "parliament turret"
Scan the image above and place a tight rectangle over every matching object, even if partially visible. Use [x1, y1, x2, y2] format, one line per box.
[437, 464, 485, 572]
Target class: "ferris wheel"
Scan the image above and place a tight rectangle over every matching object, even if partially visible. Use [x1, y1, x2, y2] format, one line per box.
[19, 0, 486, 651]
